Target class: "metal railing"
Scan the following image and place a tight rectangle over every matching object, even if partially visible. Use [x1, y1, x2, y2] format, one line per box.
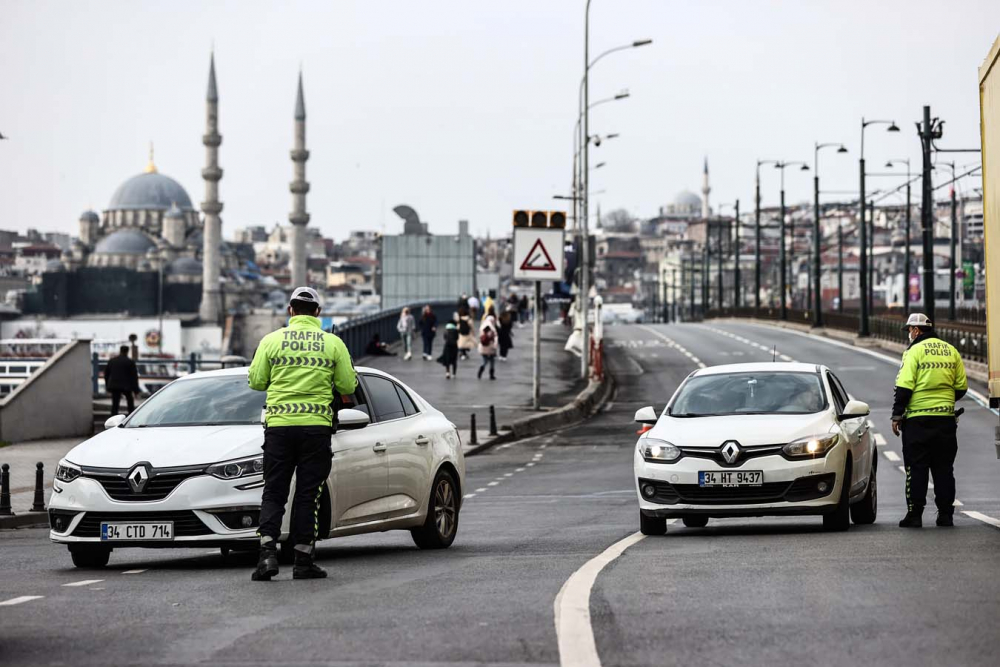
[334, 299, 458, 361]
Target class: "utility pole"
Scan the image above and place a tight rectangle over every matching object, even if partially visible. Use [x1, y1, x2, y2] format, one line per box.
[869, 199, 875, 316]
[905, 178, 912, 316]
[917, 105, 941, 320]
[672, 267, 677, 322]
[837, 222, 844, 313]
[717, 218, 724, 310]
[779, 187, 787, 319]
[859, 159, 869, 335]
[734, 200, 741, 309]
[950, 178, 958, 321]
[702, 222, 710, 315]
[688, 256, 695, 320]
[813, 173, 822, 326]
[754, 175, 761, 311]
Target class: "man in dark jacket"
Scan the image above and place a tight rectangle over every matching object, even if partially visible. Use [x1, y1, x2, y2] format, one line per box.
[105, 346, 139, 416]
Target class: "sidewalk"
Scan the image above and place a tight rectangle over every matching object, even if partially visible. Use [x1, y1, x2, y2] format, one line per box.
[0, 438, 81, 524]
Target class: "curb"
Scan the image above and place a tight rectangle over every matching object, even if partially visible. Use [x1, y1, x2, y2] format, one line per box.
[0, 512, 48, 530]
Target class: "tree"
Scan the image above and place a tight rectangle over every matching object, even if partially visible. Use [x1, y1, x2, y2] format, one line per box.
[603, 208, 636, 233]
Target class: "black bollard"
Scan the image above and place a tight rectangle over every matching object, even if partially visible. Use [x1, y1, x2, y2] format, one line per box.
[489, 405, 498, 436]
[469, 414, 478, 445]
[0, 463, 12, 516]
[30, 462, 45, 512]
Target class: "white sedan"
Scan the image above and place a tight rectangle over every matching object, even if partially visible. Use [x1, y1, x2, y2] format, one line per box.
[49, 366, 466, 568]
[633, 362, 876, 534]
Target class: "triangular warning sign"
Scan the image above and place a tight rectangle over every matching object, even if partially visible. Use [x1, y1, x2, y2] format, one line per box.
[520, 238, 556, 272]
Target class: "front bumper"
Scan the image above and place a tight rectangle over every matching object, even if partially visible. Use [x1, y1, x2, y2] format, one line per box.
[48, 474, 263, 546]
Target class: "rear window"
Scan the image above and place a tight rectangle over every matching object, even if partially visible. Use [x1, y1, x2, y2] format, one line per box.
[669, 371, 827, 417]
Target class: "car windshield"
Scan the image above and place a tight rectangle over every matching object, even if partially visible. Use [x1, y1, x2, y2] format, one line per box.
[668, 371, 826, 417]
[125, 376, 264, 427]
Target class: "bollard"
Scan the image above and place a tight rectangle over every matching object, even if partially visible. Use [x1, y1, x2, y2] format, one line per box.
[30, 462, 45, 512]
[489, 405, 498, 437]
[0, 463, 12, 516]
[469, 414, 478, 445]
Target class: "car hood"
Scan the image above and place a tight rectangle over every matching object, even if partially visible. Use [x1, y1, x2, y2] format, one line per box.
[64, 425, 264, 468]
[647, 412, 836, 448]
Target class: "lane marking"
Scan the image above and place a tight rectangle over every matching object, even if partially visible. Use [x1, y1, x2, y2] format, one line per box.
[487, 481, 499, 487]
[638, 326, 707, 369]
[526, 462, 536, 467]
[0, 595, 44, 607]
[962, 511, 1000, 529]
[874, 433, 887, 446]
[475, 487, 487, 493]
[121, 569, 147, 575]
[516, 467, 526, 472]
[504, 473, 514, 477]
[463, 493, 476, 499]
[883, 451, 901, 462]
[62, 579, 104, 587]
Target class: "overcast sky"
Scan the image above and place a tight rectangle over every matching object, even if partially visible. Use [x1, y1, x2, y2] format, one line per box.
[1, 0, 997, 241]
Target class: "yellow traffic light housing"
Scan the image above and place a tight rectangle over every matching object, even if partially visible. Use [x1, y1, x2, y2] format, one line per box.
[530, 211, 548, 228]
[512, 210, 529, 228]
[548, 211, 566, 229]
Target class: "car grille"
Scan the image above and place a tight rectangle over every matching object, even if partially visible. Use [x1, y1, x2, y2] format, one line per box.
[639, 476, 835, 505]
[677, 444, 784, 467]
[81, 465, 205, 502]
[70, 510, 211, 537]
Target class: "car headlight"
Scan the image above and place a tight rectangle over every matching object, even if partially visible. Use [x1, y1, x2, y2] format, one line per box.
[639, 439, 681, 463]
[783, 433, 839, 459]
[55, 461, 81, 483]
[205, 456, 264, 480]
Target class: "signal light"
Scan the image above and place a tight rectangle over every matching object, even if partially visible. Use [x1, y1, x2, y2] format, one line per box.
[530, 211, 548, 228]
[513, 210, 529, 228]
[548, 211, 566, 229]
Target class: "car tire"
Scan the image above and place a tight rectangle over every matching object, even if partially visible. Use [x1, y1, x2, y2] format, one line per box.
[411, 469, 460, 549]
[639, 510, 667, 536]
[823, 460, 852, 532]
[69, 545, 111, 569]
[682, 516, 709, 528]
[850, 461, 878, 525]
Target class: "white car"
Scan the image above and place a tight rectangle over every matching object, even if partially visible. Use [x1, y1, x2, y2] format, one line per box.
[49, 366, 466, 568]
[633, 362, 876, 534]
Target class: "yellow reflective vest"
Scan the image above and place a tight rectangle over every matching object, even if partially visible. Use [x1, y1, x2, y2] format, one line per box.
[894, 336, 967, 418]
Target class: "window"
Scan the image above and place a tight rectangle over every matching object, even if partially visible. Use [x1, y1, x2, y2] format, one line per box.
[126, 376, 264, 427]
[669, 371, 827, 416]
[337, 383, 371, 418]
[396, 384, 419, 417]
[827, 373, 849, 414]
[364, 375, 406, 422]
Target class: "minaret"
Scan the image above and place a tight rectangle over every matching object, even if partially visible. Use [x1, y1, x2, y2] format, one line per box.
[701, 157, 711, 219]
[288, 71, 310, 288]
[199, 53, 224, 323]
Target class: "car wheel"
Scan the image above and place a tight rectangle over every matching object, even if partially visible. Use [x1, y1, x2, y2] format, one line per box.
[850, 461, 878, 525]
[823, 460, 852, 532]
[411, 469, 460, 549]
[69, 545, 111, 569]
[682, 516, 709, 528]
[640, 510, 667, 536]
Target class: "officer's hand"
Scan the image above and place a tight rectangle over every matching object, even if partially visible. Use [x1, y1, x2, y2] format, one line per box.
[891, 419, 902, 437]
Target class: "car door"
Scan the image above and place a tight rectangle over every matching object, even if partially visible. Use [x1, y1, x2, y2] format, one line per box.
[330, 384, 389, 527]
[827, 372, 867, 490]
[361, 374, 434, 519]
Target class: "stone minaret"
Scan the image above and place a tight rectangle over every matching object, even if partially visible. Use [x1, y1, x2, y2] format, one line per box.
[701, 157, 711, 219]
[199, 53, 224, 323]
[288, 71, 310, 288]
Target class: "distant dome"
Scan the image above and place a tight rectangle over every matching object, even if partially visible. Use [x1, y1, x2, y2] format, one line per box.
[107, 171, 194, 212]
[93, 228, 157, 255]
[674, 190, 702, 208]
[79, 209, 99, 223]
[166, 256, 202, 276]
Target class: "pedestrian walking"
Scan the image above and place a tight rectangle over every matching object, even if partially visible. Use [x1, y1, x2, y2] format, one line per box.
[467, 293, 481, 321]
[477, 308, 498, 380]
[105, 345, 139, 416]
[397, 307, 415, 360]
[518, 294, 529, 325]
[891, 313, 968, 528]
[457, 307, 475, 360]
[498, 309, 514, 362]
[419, 305, 438, 360]
[483, 291, 495, 320]
[248, 287, 357, 580]
[437, 315, 460, 379]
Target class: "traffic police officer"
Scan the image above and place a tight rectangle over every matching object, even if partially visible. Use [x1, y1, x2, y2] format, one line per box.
[248, 287, 358, 580]
[891, 313, 967, 528]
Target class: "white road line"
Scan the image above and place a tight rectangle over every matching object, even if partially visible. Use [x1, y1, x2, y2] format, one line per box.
[874, 433, 887, 446]
[463, 493, 476, 499]
[121, 569, 147, 575]
[883, 451, 901, 462]
[0, 595, 44, 607]
[504, 473, 514, 477]
[953, 499, 964, 507]
[487, 481, 500, 487]
[62, 579, 104, 587]
[962, 511, 1000, 529]
[475, 487, 487, 493]
[526, 462, 536, 467]
[516, 467, 526, 472]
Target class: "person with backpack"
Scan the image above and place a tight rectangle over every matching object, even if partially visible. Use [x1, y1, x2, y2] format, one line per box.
[477, 307, 498, 380]
[437, 313, 460, 379]
[498, 309, 514, 362]
[457, 307, 475, 360]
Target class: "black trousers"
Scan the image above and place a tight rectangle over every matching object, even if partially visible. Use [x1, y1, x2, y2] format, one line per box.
[110, 390, 134, 416]
[257, 425, 334, 548]
[901, 416, 958, 513]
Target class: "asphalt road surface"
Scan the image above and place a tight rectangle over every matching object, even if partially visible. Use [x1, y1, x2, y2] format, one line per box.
[2, 322, 998, 667]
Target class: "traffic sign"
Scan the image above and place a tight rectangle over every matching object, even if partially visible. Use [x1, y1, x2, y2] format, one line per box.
[513, 228, 565, 281]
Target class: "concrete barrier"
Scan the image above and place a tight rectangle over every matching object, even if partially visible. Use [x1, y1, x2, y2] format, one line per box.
[0, 339, 93, 443]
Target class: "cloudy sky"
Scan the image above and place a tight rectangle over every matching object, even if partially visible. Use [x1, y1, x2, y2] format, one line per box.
[1, 0, 997, 240]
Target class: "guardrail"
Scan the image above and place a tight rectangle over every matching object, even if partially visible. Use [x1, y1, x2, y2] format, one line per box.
[334, 299, 459, 360]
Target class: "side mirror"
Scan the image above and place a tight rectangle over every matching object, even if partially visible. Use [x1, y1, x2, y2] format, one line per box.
[104, 414, 126, 430]
[338, 408, 371, 430]
[838, 399, 870, 421]
[634, 406, 658, 425]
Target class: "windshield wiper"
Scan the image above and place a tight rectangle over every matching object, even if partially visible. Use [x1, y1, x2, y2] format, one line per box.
[670, 412, 710, 418]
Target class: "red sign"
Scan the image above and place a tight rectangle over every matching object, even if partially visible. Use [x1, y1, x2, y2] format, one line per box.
[519, 238, 557, 272]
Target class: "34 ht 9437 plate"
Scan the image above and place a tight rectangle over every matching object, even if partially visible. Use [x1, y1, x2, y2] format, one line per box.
[698, 471, 763, 487]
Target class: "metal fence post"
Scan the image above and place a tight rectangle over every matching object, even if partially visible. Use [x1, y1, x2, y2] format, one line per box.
[469, 414, 478, 445]
[30, 462, 45, 512]
[92, 352, 100, 395]
[0, 464, 12, 516]
[188, 352, 197, 374]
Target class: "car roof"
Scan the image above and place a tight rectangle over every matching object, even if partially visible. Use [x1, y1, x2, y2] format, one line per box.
[176, 364, 385, 382]
[691, 362, 827, 376]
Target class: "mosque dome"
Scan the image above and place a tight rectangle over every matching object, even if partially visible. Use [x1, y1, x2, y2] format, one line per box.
[107, 170, 194, 212]
[93, 228, 157, 255]
[166, 256, 203, 276]
[674, 190, 702, 209]
[79, 210, 99, 223]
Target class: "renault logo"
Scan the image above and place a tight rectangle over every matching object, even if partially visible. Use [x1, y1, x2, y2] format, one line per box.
[720, 441, 741, 464]
[127, 464, 151, 493]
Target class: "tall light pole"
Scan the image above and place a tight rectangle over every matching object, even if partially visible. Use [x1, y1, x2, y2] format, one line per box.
[934, 161, 958, 321]
[859, 117, 900, 335]
[755, 160, 778, 311]
[886, 159, 913, 315]
[733, 199, 740, 308]
[775, 161, 810, 319]
[812, 143, 848, 327]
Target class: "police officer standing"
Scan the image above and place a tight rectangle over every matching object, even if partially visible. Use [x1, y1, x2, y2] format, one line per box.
[248, 287, 357, 580]
[891, 313, 967, 528]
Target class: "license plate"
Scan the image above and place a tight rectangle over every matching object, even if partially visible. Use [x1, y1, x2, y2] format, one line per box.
[699, 471, 763, 487]
[100, 522, 174, 541]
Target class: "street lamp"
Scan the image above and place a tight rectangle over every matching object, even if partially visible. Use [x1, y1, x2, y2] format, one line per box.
[775, 161, 810, 320]
[755, 159, 780, 311]
[812, 143, 848, 327]
[885, 159, 913, 315]
[858, 117, 900, 335]
[933, 161, 959, 321]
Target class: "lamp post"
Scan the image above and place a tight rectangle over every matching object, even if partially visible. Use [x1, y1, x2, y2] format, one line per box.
[886, 159, 913, 315]
[859, 117, 900, 335]
[934, 161, 959, 321]
[812, 143, 848, 327]
[774, 161, 810, 319]
[755, 160, 779, 311]
[837, 221, 844, 313]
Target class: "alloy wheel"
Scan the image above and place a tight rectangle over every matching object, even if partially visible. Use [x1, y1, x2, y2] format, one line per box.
[434, 478, 457, 538]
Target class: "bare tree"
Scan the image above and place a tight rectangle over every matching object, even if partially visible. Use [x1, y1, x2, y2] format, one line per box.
[603, 208, 636, 233]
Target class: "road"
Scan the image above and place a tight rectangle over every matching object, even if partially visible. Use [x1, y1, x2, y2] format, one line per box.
[1, 321, 998, 667]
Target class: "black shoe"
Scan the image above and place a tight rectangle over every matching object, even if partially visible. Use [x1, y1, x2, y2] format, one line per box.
[251, 545, 279, 581]
[936, 512, 954, 527]
[898, 511, 923, 528]
[477, 367, 484, 380]
[292, 550, 328, 579]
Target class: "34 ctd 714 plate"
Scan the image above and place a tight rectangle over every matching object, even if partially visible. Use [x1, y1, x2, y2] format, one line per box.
[100, 522, 173, 541]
